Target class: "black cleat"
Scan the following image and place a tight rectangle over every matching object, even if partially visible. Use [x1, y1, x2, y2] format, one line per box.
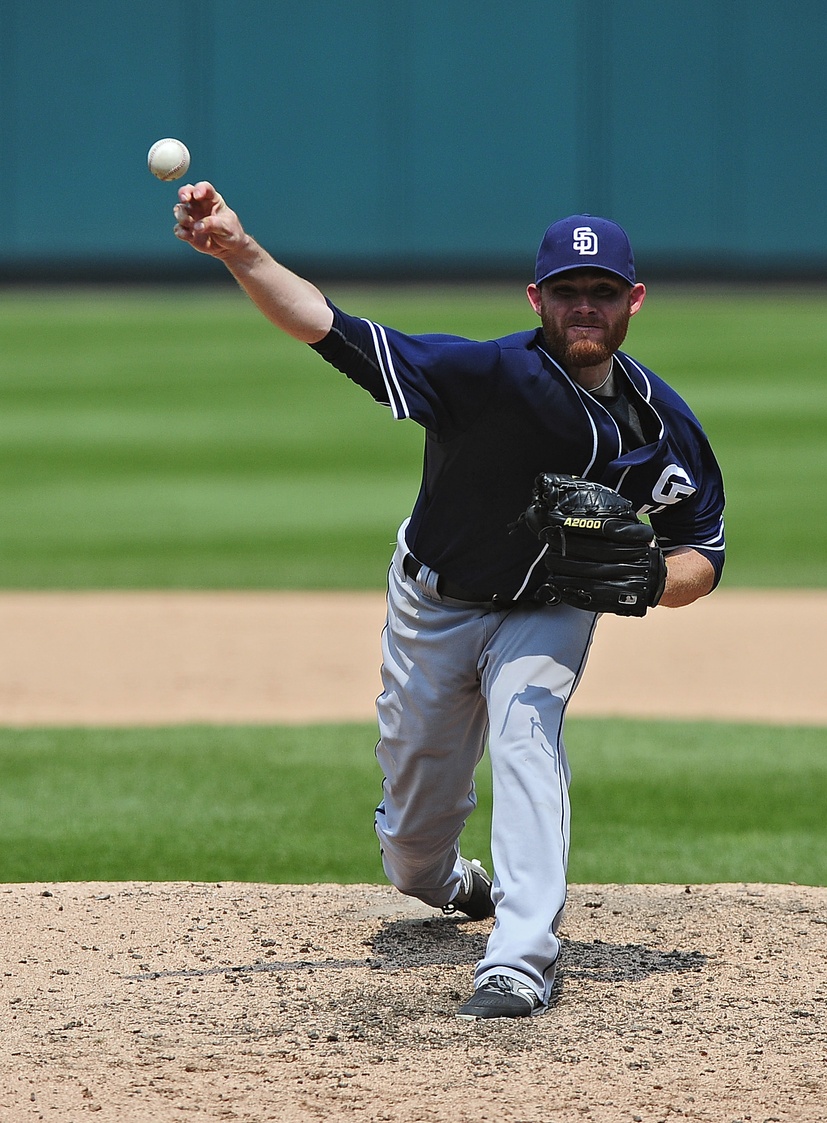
[441, 857, 495, 920]
[455, 974, 543, 1020]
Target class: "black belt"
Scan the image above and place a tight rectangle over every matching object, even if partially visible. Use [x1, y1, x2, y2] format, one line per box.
[403, 554, 520, 607]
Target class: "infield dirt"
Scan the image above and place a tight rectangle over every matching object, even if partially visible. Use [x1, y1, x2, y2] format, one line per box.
[0, 588, 824, 727]
[0, 590, 824, 1122]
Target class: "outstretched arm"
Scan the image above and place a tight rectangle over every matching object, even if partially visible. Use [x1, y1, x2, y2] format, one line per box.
[173, 181, 333, 344]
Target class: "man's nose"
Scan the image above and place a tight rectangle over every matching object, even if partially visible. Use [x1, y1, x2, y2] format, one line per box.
[573, 293, 597, 313]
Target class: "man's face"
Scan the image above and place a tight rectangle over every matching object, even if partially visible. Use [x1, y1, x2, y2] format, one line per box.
[527, 269, 645, 370]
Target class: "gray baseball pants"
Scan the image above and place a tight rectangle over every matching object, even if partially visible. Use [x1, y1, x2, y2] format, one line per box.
[374, 530, 599, 1007]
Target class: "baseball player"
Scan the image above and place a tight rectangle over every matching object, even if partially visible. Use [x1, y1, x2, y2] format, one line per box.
[172, 184, 725, 1020]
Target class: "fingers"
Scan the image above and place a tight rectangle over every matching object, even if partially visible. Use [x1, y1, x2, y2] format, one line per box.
[173, 205, 194, 242]
[171, 182, 244, 256]
[174, 181, 225, 229]
[172, 197, 199, 242]
[177, 180, 224, 208]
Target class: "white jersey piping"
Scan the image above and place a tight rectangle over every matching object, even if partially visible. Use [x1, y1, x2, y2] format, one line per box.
[537, 346, 601, 476]
[513, 544, 549, 601]
[362, 319, 411, 420]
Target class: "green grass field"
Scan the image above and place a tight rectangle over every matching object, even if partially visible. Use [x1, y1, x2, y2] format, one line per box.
[1, 719, 824, 886]
[0, 284, 825, 587]
[0, 284, 824, 886]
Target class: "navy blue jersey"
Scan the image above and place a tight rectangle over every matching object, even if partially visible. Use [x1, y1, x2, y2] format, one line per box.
[311, 303, 726, 600]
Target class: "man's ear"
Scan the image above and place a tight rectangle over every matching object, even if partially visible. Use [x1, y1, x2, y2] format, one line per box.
[629, 283, 647, 316]
[526, 282, 543, 316]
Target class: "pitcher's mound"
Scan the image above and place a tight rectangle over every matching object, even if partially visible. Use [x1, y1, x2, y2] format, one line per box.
[1, 880, 825, 1121]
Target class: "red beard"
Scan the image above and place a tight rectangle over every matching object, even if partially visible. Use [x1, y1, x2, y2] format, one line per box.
[542, 314, 630, 370]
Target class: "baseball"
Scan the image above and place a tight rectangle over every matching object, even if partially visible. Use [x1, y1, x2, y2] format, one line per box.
[147, 138, 191, 181]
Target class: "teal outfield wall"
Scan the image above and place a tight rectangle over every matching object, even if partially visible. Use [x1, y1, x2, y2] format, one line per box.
[1, 1, 825, 280]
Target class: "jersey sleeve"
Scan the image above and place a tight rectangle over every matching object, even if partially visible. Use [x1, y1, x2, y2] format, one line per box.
[649, 433, 726, 588]
[309, 301, 501, 433]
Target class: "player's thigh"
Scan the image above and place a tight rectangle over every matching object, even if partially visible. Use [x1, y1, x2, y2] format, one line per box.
[378, 577, 491, 788]
[481, 603, 598, 736]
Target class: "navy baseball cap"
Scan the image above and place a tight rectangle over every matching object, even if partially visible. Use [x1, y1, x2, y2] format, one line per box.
[535, 215, 636, 286]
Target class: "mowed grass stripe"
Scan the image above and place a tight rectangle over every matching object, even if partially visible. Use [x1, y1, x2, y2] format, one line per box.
[1, 719, 824, 886]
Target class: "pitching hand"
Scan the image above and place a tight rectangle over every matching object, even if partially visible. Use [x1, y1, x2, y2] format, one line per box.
[173, 181, 247, 259]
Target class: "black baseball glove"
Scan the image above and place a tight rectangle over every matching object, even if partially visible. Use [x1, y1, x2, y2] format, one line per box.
[521, 473, 667, 616]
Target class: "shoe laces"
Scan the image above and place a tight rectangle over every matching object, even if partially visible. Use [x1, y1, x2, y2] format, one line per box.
[484, 974, 538, 1007]
[459, 860, 475, 898]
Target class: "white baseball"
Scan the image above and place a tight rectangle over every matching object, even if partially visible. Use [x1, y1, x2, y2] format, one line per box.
[147, 138, 191, 181]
